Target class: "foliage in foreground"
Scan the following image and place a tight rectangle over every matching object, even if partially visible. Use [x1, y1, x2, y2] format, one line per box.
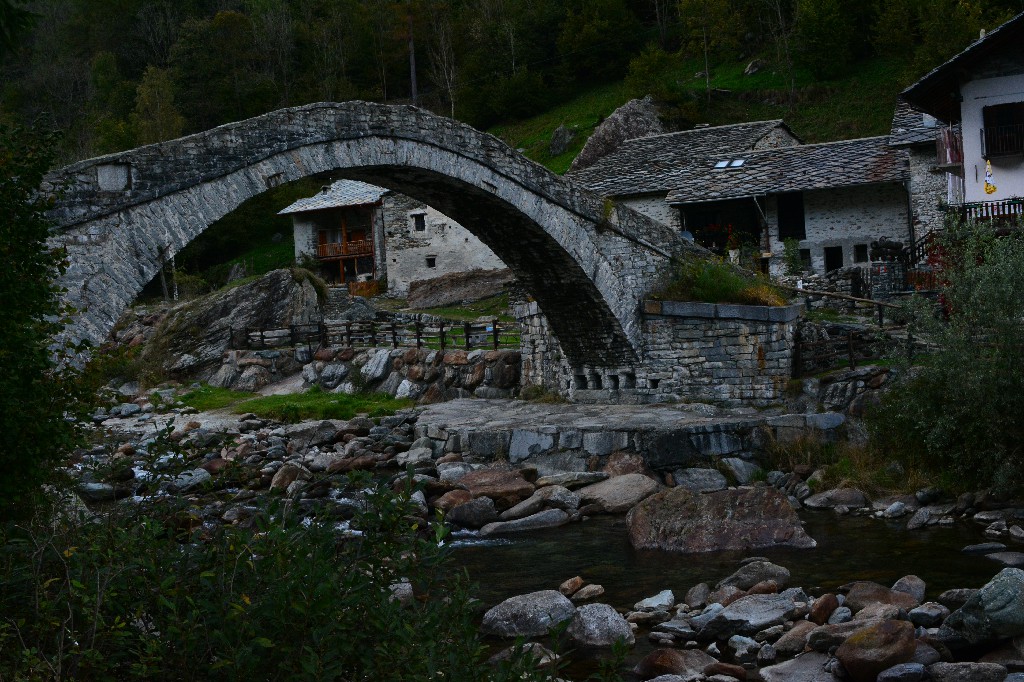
[0, 476, 549, 681]
[0, 126, 84, 519]
[653, 258, 786, 306]
[869, 219, 1024, 492]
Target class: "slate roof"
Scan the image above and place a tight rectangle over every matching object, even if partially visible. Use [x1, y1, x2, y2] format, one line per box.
[278, 180, 388, 215]
[889, 100, 939, 147]
[665, 136, 908, 206]
[567, 120, 797, 197]
[902, 10, 1024, 122]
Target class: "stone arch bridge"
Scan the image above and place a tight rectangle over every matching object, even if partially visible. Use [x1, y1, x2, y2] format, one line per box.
[45, 101, 694, 372]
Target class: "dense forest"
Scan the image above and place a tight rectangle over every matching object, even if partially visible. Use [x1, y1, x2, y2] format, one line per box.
[2, 0, 1023, 165]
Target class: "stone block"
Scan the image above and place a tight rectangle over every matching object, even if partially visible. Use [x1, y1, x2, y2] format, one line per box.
[509, 430, 557, 463]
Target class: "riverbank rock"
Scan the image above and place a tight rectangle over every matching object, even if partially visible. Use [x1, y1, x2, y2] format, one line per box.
[804, 488, 868, 510]
[140, 268, 322, 381]
[938, 568, 1024, 649]
[406, 268, 514, 309]
[717, 560, 791, 590]
[479, 509, 570, 536]
[843, 581, 921, 613]
[702, 593, 798, 638]
[577, 473, 661, 514]
[632, 648, 716, 680]
[627, 486, 816, 553]
[759, 651, 840, 681]
[568, 95, 664, 172]
[835, 619, 916, 682]
[567, 603, 634, 647]
[480, 590, 576, 638]
[460, 468, 535, 510]
[928, 661, 1008, 682]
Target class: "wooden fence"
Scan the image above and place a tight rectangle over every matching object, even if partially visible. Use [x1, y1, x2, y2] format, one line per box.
[235, 318, 521, 352]
[793, 328, 886, 377]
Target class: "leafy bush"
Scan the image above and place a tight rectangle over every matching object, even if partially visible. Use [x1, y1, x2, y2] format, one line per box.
[0, 127, 85, 518]
[869, 218, 1024, 491]
[653, 258, 786, 306]
[233, 387, 413, 422]
[0, 477, 549, 681]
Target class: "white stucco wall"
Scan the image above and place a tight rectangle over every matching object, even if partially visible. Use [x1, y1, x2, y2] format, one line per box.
[619, 194, 679, 230]
[381, 193, 506, 296]
[767, 183, 911, 275]
[960, 72, 1024, 203]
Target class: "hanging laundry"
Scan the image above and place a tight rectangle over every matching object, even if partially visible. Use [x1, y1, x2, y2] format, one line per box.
[984, 160, 998, 195]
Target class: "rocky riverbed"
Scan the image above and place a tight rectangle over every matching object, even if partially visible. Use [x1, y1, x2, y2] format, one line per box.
[75, 381, 1024, 681]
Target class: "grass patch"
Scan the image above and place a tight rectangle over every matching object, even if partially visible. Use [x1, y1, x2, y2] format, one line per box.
[653, 258, 787, 305]
[414, 293, 515, 323]
[180, 385, 258, 411]
[236, 387, 413, 423]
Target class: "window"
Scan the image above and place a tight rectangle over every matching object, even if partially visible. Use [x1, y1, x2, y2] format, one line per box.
[982, 102, 1024, 157]
[824, 246, 843, 272]
[777, 192, 806, 240]
[425, 255, 436, 268]
[854, 244, 868, 263]
[412, 214, 426, 231]
[799, 249, 811, 268]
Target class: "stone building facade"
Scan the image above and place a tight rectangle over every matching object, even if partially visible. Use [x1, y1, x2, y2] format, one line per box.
[282, 179, 506, 296]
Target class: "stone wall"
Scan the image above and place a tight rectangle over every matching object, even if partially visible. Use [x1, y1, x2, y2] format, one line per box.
[211, 345, 521, 401]
[640, 301, 800, 406]
[381, 193, 506, 296]
[766, 184, 911, 276]
[906, 145, 947, 237]
[618, 194, 680, 230]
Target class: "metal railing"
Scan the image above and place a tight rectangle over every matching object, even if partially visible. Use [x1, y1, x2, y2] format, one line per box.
[983, 123, 1024, 158]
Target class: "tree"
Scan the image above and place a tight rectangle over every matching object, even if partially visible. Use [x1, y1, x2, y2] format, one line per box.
[425, 0, 458, 116]
[870, 219, 1024, 491]
[795, 0, 858, 79]
[0, 126, 83, 519]
[132, 65, 184, 144]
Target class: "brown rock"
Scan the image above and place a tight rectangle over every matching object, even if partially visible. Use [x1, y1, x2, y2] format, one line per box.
[407, 364, 424, 382]
[809, 593, 840, 625]
[774, 620, 817, 657]
[748, 579, 780, 595]
[559, 576, 585, 597]
[459, 468, 535, 511]
[402, 348, 419, 364]
[314, 348, 335, 362]
[465, 362, 486, 390]
[200, 458, 231, 475]
[685, 582, 711, 608]
[578, 473, 661, 514]
[704, 661, 747, 680]
[835, 619, 916, 682]
[807, 619, 884, 652]
[708, 585, 747, 607]
[602, 452, 649, 477]
[444, 350, 468, 365]
[632, 648, 716, 680]
[435, 452, 462, 464]
[337, 348, 355, 361]
[627, 486, 816, 553]
[327, 455, 376, 474]
[433, 489, 472, 512]
[843, 581, 920, 612]
[571, 584, 605, 602]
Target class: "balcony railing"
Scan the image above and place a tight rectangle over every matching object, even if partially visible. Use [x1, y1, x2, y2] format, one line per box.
[317, 240, 373, 258]
[983, 123, 1024, 158]
[948, 197, 1024, 221]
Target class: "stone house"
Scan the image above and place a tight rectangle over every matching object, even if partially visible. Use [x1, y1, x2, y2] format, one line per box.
[567, 120, 801, 230]
[888, 99, 952, 240]
[902, 10, 1024, 221]
[664, 137, 912, 275]
[281, 179, 505, 296]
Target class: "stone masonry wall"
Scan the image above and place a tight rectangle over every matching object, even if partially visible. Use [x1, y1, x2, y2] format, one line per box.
[906, 145, 947, 237]
[640, 301, 800, 406]
[381, 193, 505, 296]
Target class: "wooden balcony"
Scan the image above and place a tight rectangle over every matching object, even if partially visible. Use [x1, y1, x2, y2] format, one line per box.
[317, 240, 373, 259]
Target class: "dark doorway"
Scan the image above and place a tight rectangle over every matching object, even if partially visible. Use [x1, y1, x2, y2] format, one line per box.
[824, 246, 843, 272]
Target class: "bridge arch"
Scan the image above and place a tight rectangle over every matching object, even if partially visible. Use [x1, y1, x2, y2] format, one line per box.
[45, 102, 691, 368]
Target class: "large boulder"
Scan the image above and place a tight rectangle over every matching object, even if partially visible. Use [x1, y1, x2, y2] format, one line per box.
[139, 268, 322, 381]
[717, 560, 791, 590]
[938, 568, 1024, 649]
[479, 509, 571, 536]
[480, 590, 576, 638]
[804, 488, 868, 510]
[759, 652, 841, 682]
[844, 581, 921, 613]
[407, 268, 515, 309]
[835, 619, 917, 682]
[701, 593, 797, 638]
[568, 95, 664, 172]
[577, 473, 661, 514]
[627, 486, 816, 553]
[566, 603, 635, 648]
[632, 648, 716, 680]
[459, 468, 535, 511]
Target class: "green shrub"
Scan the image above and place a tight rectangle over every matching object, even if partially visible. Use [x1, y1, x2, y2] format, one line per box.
[0, 478, 549, 680]
[654, 258, 786, 306]
[236, 387, 413, 422]
[868, 218, 1024, 492]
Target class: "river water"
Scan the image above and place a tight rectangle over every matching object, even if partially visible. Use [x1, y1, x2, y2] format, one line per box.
[450, 510, 1003, 676]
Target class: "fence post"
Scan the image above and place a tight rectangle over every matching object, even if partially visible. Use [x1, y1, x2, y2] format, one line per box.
[439, 322, 446, 352]
[391, 322, 398, 349]
[370, 320, 376, 347]
[415, 319, 422, 348]
[492, 318, 499, 350]
[344, 320, 351, 348]
[877, 303, 884, 327]
[464, 321, 472, 350]
[319, 322, 327, 348]
[848, 332, 856, 370]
